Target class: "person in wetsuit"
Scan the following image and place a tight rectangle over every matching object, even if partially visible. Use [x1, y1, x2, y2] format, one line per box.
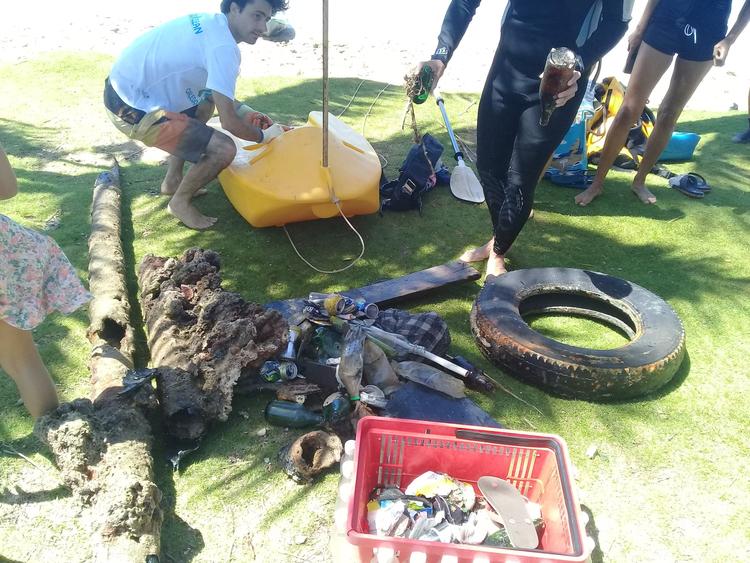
[419, 1, 632, 277]
[576, 0, 750, 205]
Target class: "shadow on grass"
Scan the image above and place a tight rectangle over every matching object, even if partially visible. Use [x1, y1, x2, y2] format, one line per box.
[580, 504, 604, 563]
[99, 80, 748, 447]
[3, 68, 749, 559]
[151, 423, 206, 563]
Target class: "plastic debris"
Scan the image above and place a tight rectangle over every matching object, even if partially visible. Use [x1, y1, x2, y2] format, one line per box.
[385, 382, 503, 428]
[393, 361, 466, 398]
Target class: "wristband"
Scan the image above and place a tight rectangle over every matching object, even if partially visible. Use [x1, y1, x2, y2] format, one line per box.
[259, 123, 285, 144]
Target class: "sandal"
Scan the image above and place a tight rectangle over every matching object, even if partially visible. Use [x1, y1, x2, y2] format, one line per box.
[684, 172, 711, 192]
[669, 174, 707, 198]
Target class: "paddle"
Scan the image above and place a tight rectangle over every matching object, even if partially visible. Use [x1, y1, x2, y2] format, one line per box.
[435, 90, 485, 204]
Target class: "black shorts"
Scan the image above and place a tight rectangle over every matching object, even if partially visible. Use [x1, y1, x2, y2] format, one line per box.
[643, 0, 730, 61]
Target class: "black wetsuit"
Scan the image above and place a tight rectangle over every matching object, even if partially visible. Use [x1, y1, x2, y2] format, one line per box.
[433, 1, 631, 255]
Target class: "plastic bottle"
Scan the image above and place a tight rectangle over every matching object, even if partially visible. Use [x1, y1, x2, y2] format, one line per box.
[362, 340, 401, 396]
[264, 400, 323, 428]
[411, 64, 434, 105]
[392, 361, 466, 399]
[329, 440, 360, 561]
[336, 323, 365, 398]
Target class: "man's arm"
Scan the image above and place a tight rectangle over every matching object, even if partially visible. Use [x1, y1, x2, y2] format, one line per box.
[0, 147, 18, 200]
[577, 0, 634, 70]
[214, 92, 264, 142]
[417, 0, 481, 90]
[431, 0, 482, 65]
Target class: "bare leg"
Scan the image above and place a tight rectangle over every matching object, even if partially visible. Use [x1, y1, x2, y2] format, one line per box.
[161, 100, 216, 198]
[459, 238, 494, 262]
[160, 155, 185, 195]
[485, 246, 507, 278]
[630, 56, 712, 200]
[167, 132, 236, 230]
[575, 43, 673, 206]
[0, 319, 59, 418]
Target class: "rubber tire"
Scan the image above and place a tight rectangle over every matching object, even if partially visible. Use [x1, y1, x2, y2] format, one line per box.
[471, 268, 685, 401]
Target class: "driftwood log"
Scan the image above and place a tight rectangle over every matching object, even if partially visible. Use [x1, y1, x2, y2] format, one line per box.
[138, 248, 288, 441]
[35, 161, 162, 562]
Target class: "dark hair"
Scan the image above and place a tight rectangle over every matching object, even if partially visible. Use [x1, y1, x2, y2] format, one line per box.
[220, 0, 289, 16]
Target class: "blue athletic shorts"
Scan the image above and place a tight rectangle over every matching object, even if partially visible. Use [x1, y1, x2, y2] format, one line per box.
[643, 0, 731, 61]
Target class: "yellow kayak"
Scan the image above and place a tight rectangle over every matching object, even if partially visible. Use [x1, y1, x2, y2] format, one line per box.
[216, 112, 381, 228]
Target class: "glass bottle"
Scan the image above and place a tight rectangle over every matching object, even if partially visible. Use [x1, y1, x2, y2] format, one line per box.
[539, 47, 577, 127]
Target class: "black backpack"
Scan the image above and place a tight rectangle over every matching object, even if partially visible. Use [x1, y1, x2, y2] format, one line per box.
[380, 134, 446, 213]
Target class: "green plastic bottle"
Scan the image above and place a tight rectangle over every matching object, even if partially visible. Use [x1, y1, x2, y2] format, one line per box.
[412, 65, 434, 105]
[264, 400, 323, 428]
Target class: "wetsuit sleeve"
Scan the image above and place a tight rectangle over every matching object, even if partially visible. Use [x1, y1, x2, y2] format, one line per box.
[577, 0, 632, 69]
[431, 0, 482, 64]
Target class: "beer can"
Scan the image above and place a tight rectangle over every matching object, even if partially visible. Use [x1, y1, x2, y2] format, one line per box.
[323, 294, 346, 316]
[356, 299, 379, 319]
[260, 360, 299, 383]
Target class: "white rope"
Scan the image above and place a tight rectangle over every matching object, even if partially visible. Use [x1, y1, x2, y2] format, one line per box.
[283, 201, 366, 274]
[336, 79, 365, 118]
[362, 83, 392, 137]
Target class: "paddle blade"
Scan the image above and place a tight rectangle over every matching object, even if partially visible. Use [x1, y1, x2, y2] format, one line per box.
[450, 162, 485, 203]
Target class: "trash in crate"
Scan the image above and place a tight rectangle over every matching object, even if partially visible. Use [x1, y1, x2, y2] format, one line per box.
[366, 470, 543, 548]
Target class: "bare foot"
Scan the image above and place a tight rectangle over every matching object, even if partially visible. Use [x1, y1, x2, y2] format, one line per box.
[575, 185, 603, 206]
[459, 238, 494, 262]
[631, 183, 657, 204]
[167, 198, 217, 230]
[160, 177, 208, 198]
[485, 248, 507, 278]
[160, 173, 182, 195]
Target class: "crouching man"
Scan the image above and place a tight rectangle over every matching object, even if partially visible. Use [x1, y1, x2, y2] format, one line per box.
[104, 0, 289, 229]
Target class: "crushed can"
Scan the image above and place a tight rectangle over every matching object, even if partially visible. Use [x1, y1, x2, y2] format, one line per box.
[260, 360, 299, 383]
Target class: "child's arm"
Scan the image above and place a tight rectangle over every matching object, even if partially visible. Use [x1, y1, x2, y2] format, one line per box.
[0, 147, 18, 200]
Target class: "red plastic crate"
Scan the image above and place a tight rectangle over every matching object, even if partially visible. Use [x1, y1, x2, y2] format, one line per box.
[346, 417, 589, 563]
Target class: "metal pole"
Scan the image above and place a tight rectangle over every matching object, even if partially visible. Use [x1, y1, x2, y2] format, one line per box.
[322, 0, 329, 169]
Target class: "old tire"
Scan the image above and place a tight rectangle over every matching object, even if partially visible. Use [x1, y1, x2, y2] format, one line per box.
[471, 268, 685, 401]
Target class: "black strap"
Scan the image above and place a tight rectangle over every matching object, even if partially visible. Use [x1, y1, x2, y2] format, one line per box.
[103, 77, 146, 125]
[650, 165, 676, 180]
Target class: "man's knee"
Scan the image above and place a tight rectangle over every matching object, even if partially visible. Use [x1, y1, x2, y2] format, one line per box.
[206, 132, 236, 168]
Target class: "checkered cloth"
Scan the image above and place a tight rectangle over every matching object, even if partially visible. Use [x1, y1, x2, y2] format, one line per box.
[374, 308, 451, 357]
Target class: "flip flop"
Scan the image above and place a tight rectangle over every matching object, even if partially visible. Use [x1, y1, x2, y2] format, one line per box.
[477, 476, 539, 549]
[669, 174, 705, 199]
[684, 172, 711, 192]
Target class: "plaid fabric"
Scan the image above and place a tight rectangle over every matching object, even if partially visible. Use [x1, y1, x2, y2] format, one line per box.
[374, 308, 451, 357]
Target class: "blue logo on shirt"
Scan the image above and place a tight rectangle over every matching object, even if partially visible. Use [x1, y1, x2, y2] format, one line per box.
[189, 14, 204, 35]
[186, 88, 200, 105]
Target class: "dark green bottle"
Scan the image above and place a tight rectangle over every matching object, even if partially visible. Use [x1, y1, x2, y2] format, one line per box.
[264, 400, 323, 428]
[412, 65, 434, 105]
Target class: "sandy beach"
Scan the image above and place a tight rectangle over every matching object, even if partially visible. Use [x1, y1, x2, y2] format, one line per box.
[2, 0, 748, 111]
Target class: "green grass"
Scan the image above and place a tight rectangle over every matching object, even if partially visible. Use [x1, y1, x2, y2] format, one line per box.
[1, 52, 749, 562]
